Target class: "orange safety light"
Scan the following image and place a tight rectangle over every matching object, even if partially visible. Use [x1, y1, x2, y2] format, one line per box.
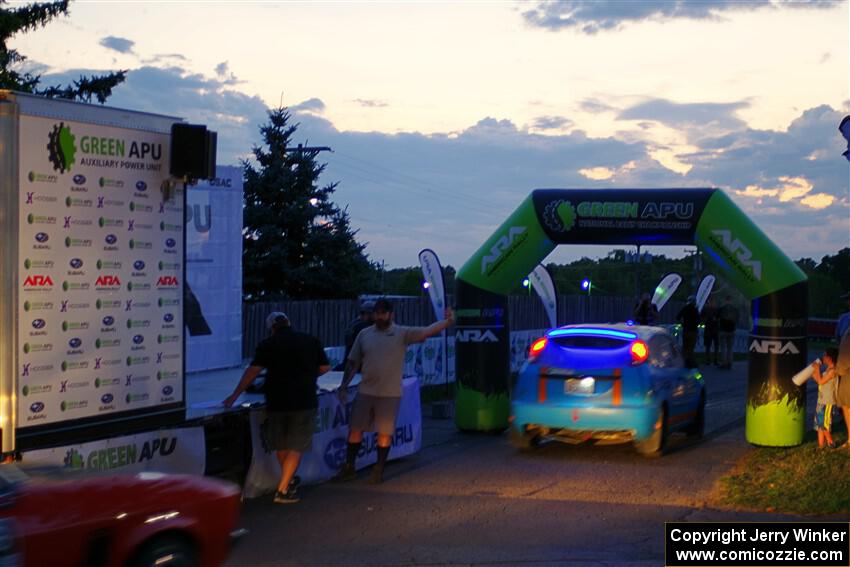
[530, 337, 547, 355]
[630, 340, 649, 364]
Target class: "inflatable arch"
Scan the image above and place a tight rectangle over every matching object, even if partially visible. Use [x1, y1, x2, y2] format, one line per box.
[454, 188, 808, 447]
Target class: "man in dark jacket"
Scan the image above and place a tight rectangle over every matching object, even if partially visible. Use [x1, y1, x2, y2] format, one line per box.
[633, 292, 659, 325]
[224, 312, 330, 503]
[676, 295, 700, 368]
[717, 295, 739, 370]
[334, 300, 375, 370]
[701, 296, 720, 366]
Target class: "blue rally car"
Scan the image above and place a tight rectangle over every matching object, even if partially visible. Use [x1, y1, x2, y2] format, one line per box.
[510, 324, 705, 456]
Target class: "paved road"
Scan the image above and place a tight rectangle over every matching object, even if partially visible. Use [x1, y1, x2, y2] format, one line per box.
[224, 362, 798, 567]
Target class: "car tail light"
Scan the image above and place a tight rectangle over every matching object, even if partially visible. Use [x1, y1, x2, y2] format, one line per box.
[630, 340, 649, 364]
[529, 337, 547, 358]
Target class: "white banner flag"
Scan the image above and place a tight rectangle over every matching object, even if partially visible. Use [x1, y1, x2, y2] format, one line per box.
[418, 249, 448, 386]
[418, 249, 445, 319]
[529, 265, 557, 329]
[695, 275, 716, 312]
[652, 273, 682, 311]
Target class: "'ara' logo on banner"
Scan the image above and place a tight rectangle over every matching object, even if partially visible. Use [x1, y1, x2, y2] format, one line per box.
[710, 229, 762, 281]
[456, 329, 499, 343]
[24, 275, 53, 287]
[156, 276, 178, 287]
[95, 275, 121, 287]
[749, 339, 800, 355]
[481, 227, 527, 275]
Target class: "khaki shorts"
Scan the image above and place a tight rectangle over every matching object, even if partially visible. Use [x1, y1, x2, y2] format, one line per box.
[264, 409, 316, 452]
[350, 394, 401, 436]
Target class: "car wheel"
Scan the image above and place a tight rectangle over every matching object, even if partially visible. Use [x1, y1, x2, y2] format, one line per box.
[684, 392, 706, 438]
[131, 535, 198, 567]
[634, 405, 667, 458]
[509, 425, 539, 450]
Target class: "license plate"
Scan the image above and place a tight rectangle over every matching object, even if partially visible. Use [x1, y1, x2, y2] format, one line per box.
[565, 377, 594, 394]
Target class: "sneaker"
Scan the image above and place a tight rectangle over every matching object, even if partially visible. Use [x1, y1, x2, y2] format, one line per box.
[273, 489, 299, 504]
[331, 465, 356, 482]
[288, 475, 301, 492]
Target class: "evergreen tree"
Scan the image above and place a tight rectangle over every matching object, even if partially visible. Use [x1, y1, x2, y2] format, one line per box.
[242, 107, 377, 300]
[0, 1, 126, 102]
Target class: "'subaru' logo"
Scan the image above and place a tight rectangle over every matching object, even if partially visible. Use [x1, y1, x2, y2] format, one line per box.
[48, 122, 76, 173]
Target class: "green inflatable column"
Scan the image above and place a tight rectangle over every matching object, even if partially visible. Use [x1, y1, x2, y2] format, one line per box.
[695, 190, 808, 446]
[454, 194, 555, 431]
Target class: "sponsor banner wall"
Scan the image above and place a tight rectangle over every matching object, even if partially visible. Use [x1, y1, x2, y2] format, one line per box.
[185, 166, 243, 372]
[243, 378, 421, 498]
[18, 115, 183, 428]
[22, 426, 204, 475]
[404, 338, 454, 386]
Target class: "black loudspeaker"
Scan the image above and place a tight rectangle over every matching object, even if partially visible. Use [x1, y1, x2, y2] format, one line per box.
[205, 130, 217, 179]
[170, 123, 217, 180]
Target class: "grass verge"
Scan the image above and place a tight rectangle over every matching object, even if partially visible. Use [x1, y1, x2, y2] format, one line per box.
[716, 430, 850, 515]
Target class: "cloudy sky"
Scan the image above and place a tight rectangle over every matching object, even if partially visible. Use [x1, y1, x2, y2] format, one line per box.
[15, 0, 850, 269]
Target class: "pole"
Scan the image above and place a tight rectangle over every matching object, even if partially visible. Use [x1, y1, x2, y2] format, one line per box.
[443, 329, 449, 398]
[635, 244, 642, 299]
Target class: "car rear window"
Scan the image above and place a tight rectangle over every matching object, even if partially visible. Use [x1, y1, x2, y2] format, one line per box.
[549, 336, 629, 349]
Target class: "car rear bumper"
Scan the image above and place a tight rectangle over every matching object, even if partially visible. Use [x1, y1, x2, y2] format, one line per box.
[511, 400, 659, 441]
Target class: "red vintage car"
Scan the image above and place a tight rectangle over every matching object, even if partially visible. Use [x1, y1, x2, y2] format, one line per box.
[0, 465, 242, 567]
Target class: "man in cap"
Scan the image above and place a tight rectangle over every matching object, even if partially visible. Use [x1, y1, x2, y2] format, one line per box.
[224, 312, 330, 503]
[333, 297, 454, 484]
[335, 300, 375, 370]
[676, 295, 701, 368]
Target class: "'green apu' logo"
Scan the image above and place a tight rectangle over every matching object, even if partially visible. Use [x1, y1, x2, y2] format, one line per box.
[47, 122, 76, 173]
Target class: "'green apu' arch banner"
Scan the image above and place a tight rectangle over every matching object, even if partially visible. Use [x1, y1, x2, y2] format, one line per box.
[455, 188, 807, 447]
